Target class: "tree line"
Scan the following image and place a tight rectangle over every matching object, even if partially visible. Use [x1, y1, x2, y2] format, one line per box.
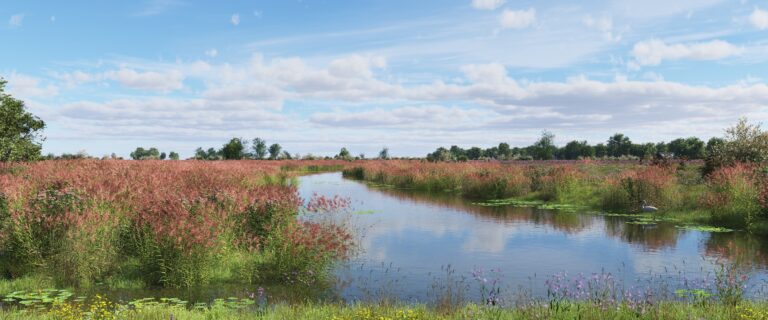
[426, 132, 723, 162]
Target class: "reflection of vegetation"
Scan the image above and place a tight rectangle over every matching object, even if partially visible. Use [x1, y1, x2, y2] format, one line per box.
[603, 217, 680, 250]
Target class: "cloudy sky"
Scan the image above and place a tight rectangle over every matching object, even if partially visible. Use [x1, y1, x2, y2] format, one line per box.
[2, 0, 768, 157]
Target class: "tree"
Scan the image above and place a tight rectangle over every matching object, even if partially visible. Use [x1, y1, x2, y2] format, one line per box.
[532, 131, 557, 160]
[168, 151, 180, 160]
[268, 143, 282, 160]
[706, 137, 725, 156]
[498, 143, 511, 160]
[594, 143, 608, 158]
[607, 133, 632, 157]
[280, 151, 293, 160]
[560, 140, 594, 160]
[252, 138, 267, 160]
[336, 147, 352, 161]
[668, 137, 705, 159]
[221, 138, 246, 160]
[426, 147, 452, 162]
[466, 147, 483, 160]
[705, 118, 768, 174]
[378, 147, 390, 160]
[159, 152, 167, 160]
[130, 147, 160, 160]
[0, 78, 46, 161]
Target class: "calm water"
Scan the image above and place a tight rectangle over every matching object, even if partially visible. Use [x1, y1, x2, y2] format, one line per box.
[298, 172, 768, 302]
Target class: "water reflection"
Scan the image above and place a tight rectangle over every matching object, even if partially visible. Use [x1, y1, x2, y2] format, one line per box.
[295, 173, 768, 301]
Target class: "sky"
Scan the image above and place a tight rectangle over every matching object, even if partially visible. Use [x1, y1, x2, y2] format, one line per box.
[2, 0, 768, 158]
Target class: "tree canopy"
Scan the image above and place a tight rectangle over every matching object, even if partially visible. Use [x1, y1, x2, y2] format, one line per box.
[0, 78, 46, 162]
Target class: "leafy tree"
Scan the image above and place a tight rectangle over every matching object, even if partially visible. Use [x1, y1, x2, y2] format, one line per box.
[280, 150, 293, 160]
[560, 140, 594, 160]
[466, 147, 483, 160]
[160, 152, 167, 160]
[532, 131, 556, 160]
[594, 143, 608, 158]
[336, 147, 352, 161]
[498, 143, 511, 159]
[221, 137, 246, 160]
[378, 147, 390, 160]
[130, 147, 161, 160]
[705, 118, 768, 174]
[206, 148, 220, 160]
[426, 147, 452, 162]
[0, 78, 46, 161]
[252, 138, 267, 160]
[668, 137, 705, 159]
[706, 137, 725, 156]
[168, 151, 180, 160]
[268, 143, 282, 160]
[448, 145, 465, 160]
[607, 133, 632, 157]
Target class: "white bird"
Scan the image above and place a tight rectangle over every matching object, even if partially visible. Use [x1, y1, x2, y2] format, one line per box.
[641, 200, 658, 213]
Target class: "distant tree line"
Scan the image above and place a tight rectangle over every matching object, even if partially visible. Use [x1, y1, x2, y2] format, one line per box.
[129, 147, 179, 160]
[193, 138, 292, 160]
[427, 131, 723, 162]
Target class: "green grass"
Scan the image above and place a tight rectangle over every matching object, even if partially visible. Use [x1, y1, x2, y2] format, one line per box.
[2, 301, 768, 319]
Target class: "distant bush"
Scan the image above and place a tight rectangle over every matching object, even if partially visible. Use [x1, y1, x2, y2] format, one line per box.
[704, 118, 768, 175]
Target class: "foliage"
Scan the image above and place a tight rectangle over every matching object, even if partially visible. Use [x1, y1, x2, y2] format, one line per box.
[0, 78, 46, 162]
[705, 118, 768, 174]
[129, 147, 161, 160]
[252, 138, 268, 160]
[0, 160, 351, 288]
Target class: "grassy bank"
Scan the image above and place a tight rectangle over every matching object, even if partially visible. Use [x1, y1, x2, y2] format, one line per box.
[343, 160, 768, 232]
[2, 300, 768, 319]
[0, 160, 353, 291]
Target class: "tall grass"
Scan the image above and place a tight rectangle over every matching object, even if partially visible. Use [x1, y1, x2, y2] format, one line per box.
[0, 160, 352, 288]
[344, 160, 768, 231]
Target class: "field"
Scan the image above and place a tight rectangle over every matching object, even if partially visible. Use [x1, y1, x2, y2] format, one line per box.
[1, 159, 767, 319]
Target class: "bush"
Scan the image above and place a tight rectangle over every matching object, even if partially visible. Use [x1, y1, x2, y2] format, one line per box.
[705, 164, 764, 229]
[600, 166, 677, 212]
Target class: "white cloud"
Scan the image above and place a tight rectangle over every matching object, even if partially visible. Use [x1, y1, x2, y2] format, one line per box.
[231, 13, 240, 26]
[749, 7, 768, 30]
[5, 73, 59, 98]
[471, 0, 506, 10]
[204, 48, 218, 57]
[499, 8, 535, 30]
[104, 68, 184, 92]
[8, 14, 24, 28]
[631, 39, 743, 66]
[328, 55, 386, 78]
[583, 15, 620, 41]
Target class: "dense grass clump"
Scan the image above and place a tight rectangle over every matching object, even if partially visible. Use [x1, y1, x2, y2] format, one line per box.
[0, 160, 352, 289]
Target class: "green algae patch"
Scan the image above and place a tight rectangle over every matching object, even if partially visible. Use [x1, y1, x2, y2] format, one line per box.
[676, 225, 735, 233]
[472, 199, 545, 207]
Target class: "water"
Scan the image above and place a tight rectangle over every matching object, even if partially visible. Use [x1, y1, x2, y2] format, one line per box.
[298, 172, 768, 302]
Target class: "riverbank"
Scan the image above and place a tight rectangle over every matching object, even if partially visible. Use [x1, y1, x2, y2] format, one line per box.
[2, 300, 767, 319]
[343, 160, 768, 233]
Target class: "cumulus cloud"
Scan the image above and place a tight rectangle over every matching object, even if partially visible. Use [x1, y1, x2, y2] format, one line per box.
[205, 48, 218, 57]
[5, 73, 59, 98]
[631, 39, 743, 66]
[231, 13, 240, 26]
[471, 0, 506, 10]
[750, 7, 768, 30]
[8, 14, 23, 28]
[499, 8, 535, 29]
[104, 69, 184, 92]
[36, 56, 768, 151]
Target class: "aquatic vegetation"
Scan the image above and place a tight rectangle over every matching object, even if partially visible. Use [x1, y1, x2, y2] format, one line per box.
[677, 225, 735, 233]
[344, 160, 768, 234]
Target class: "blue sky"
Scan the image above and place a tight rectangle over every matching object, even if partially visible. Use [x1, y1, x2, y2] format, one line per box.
[2, 0, 768, 158]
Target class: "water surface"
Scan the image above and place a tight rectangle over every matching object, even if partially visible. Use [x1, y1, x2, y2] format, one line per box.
[298, 172, 768, 302]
